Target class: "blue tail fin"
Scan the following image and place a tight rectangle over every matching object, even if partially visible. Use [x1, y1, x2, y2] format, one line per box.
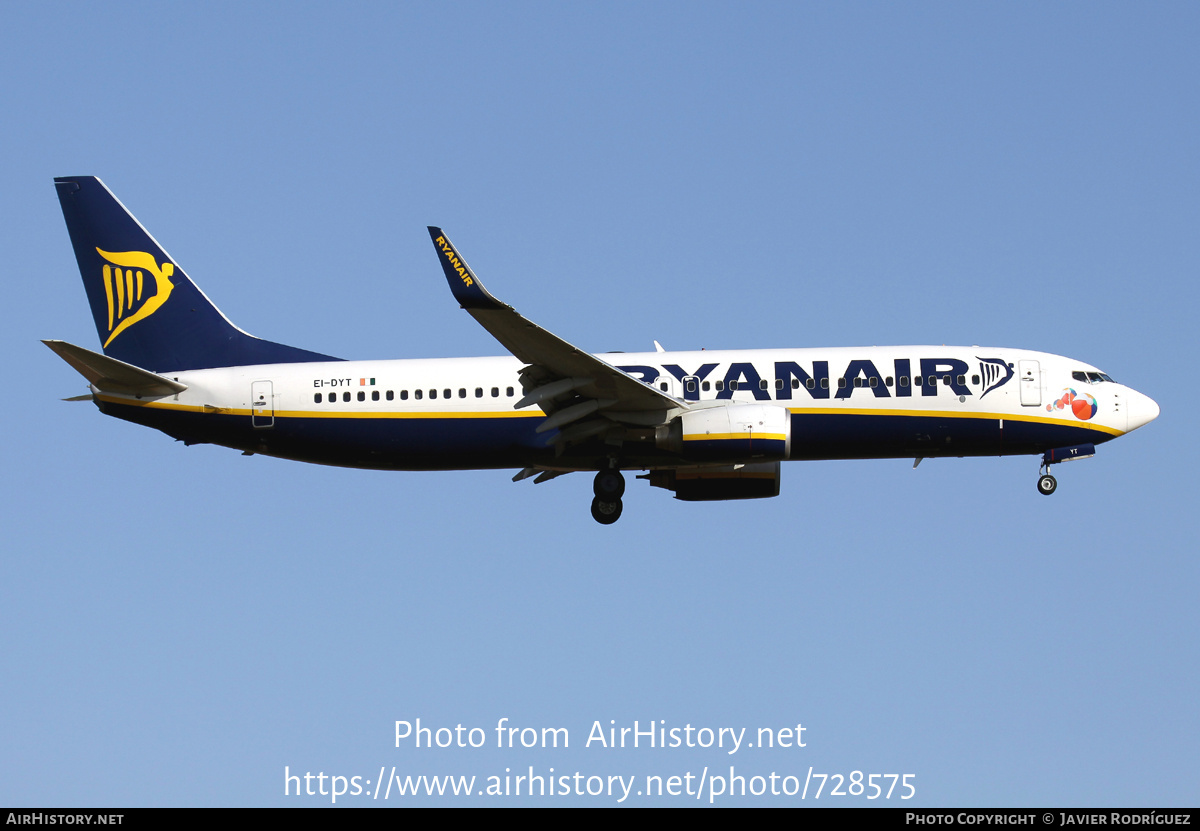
[54, 176, 339, 371]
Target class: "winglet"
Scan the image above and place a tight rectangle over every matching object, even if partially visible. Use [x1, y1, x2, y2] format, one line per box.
[427, 227, 504, 310]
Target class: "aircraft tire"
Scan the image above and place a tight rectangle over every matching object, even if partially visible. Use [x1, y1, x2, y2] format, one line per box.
[591, 497, 623, 524]
[1037, 474, 1057, 496]
[593, 469, 626, 500]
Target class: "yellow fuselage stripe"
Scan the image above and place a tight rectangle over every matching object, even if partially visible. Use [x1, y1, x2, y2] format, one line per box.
[683, 433, 787, 442]
[93, 395, 1123, 436]
[785, 406, 1124, 436]
[95, 394, 543, 419]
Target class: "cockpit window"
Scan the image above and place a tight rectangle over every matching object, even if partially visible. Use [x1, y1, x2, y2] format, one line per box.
[1073, 370, 1117, 384]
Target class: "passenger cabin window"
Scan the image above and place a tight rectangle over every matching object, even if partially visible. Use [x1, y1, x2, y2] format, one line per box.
[444, 389, 451, 399]
[387, 390, 395, 401]
[900, 376, 909, 387]
[491, 387, 499, 397]
[429, 389, 437, 399]
[759, 379, 768, 391]
[475, 388, 483, 398]
[806, 378, 815, 389]
[314, 393, 322, 403]
[372, 391, 380, 401]
[357, 391, 365, 401]
[702, 381, 711, 391]
[838, 378, 848, 389]
[506, 387, 514, 397]
[458, 388, 466, 398]
[415, 390, 423, 400]
[820, 378, 829, 389]
[342, 391, 351, 402]
[715, 380, 724, 391]
[972, 375, 980, 385]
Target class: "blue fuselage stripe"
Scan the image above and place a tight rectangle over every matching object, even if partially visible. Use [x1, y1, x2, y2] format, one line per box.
[98, 400, 1116, 470]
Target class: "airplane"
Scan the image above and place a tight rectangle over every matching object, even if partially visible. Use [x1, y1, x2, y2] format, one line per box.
[46, 176, 1160, 524]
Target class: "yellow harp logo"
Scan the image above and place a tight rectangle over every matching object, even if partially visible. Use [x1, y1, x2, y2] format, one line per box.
[97, 248, 176, 347]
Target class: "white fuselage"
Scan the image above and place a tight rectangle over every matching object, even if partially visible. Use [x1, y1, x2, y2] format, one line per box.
[93, 345, 1158, 471]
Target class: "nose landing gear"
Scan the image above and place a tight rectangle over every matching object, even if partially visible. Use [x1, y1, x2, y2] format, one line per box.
[591, 465, 626, 524]
[1036, 469, 1057, 496]
[1036, 443, 1096, 496]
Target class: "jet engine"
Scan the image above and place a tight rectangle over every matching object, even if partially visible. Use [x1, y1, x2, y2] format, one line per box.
[643, 462, 781, 501]
[654, 403, 791, 462]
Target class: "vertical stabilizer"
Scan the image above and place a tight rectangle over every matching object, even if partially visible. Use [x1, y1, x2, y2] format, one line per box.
[54, 177, 338, 371]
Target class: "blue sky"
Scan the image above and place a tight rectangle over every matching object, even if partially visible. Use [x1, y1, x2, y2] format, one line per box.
[2, 1, 1197, 806]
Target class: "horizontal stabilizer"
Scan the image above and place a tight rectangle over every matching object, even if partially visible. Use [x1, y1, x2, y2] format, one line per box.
[42, 339, 187, 397]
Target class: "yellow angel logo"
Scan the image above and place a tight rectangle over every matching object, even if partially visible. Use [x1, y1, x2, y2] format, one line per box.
[97, 248, 175, 347]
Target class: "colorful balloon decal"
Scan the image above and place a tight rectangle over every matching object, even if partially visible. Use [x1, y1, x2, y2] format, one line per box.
[1047, 388, 1098, 421]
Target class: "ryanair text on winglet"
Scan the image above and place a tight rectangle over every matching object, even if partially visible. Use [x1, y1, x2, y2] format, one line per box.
[435, 236, 474, 288]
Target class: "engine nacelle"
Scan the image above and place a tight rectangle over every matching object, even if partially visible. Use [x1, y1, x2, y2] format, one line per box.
[655, 403, 791, 462]
[645, 462, 781, 501]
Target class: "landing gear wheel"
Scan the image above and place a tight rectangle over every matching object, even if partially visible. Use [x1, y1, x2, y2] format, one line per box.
[593, 469, 626, 500]
[1037, 474, 1057, 496]
[591, 497, 623, 525]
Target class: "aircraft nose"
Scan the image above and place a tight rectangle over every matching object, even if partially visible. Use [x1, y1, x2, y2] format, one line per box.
[1126, 390, 1160, 432]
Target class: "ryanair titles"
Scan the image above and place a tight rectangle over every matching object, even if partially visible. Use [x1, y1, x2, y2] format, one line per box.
[616, 357, 1016, 402]
[434, 235, 474, 288]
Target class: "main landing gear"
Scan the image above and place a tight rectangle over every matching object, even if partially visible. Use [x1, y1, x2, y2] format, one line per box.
[591, 467, 625, 525]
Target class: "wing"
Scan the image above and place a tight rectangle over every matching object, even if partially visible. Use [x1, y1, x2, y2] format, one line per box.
[428, 228, 685, 447]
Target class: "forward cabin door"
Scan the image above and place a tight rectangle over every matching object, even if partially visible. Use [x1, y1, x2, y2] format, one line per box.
[252, 380, 274, 428]
[1018, 360, 1041, 407]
